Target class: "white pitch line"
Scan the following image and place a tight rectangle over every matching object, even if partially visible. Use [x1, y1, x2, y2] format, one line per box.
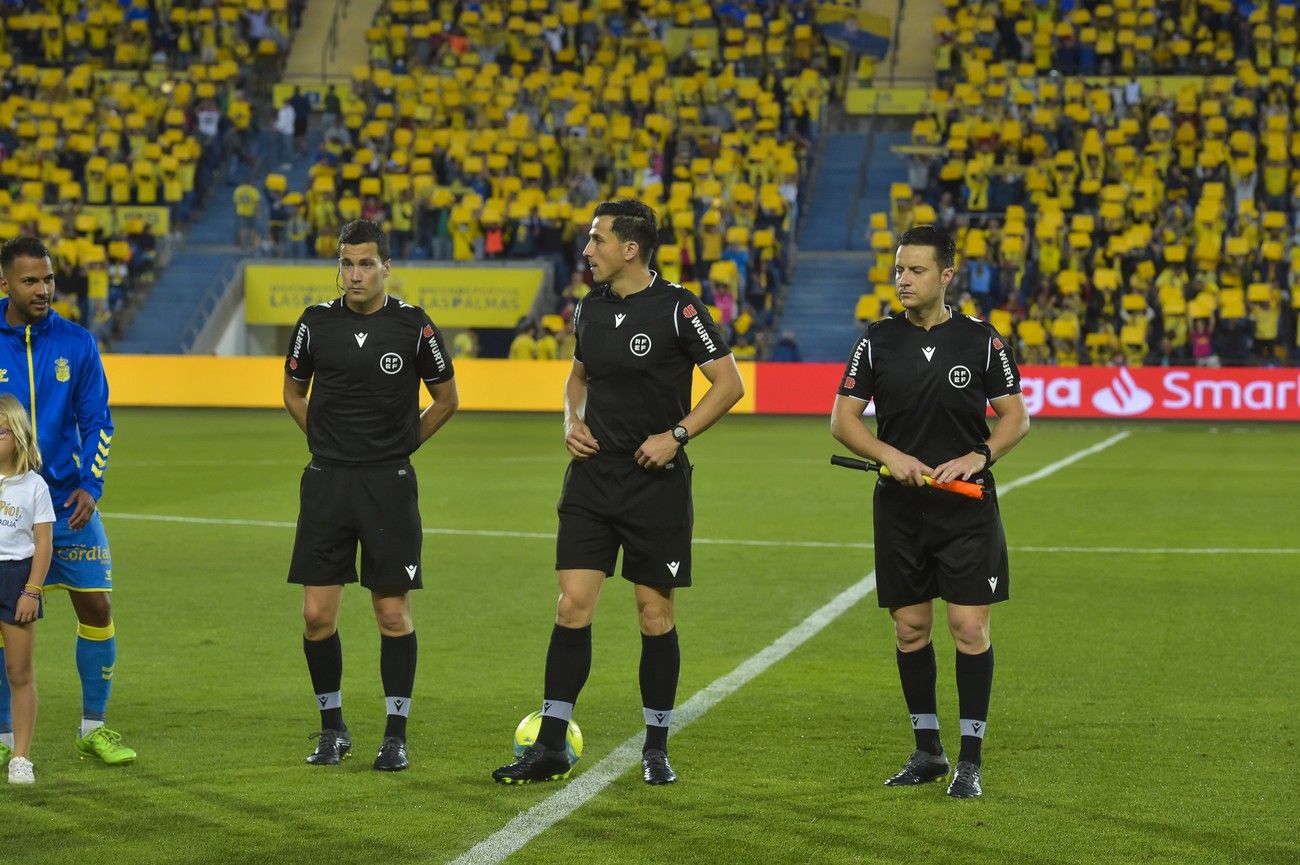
[445, 432, 1131, 865]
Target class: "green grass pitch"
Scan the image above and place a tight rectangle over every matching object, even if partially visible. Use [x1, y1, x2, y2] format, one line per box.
[7, 409, 1297, 865]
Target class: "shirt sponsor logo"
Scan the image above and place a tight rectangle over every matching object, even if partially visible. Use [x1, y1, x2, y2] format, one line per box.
[425, 327, 448, 371]
[847, 337, 867, 377]
[996, 341, 1015, 389]
[689, 314, 717, 353]
[629, 333, 652, 356]
[291, 322, 308, 365]
[844, 376, 856, 390]
[380, 352, 404, 374]
[948, 365, 971, 388]
[682, 304, 697, 318]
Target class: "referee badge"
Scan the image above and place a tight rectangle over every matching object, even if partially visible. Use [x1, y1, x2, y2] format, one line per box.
[948, 365, 971, 388]
[629, 333, 652, 356]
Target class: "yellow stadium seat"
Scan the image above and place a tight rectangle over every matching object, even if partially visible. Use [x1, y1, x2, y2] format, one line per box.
[1018, 319, 1047, 346]
[1247, 283, 1274, 303]
[990, 308, 1013, 335]
[855, 294, 882, 322]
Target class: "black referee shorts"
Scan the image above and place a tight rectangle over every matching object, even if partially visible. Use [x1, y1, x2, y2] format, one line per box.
[556, 455, 694, 588]
[872, 477, 1009, 608]
[288, 459, 424, 592]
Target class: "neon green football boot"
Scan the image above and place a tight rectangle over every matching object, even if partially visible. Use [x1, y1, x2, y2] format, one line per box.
[0, 739, 12, 766]
[76, 727, 137, 765]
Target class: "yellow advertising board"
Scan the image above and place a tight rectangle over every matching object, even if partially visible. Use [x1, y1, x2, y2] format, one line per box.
[845, 87, 931, 115]
[81, 205, 170, 236]
[103, 356, 758, 414]
[244, 264, 545, 328]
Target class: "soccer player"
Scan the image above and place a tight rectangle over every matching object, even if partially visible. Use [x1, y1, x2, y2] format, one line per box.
[830, 225, 1029, 798]
[492, 199, 744, 786]
[0, 236, 136, 767]
[284, 219, 457, 772]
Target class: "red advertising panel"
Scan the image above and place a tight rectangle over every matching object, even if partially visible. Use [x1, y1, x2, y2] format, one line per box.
[753, 362, 846, 414]
[753, 364, 1300, 421]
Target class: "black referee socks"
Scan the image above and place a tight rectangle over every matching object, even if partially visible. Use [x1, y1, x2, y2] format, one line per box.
[380, 632, 418, 741]
[539, 624, 592, 750]
[639, 628, 680, 754]
[897, 643, 942, 756]
[304, 632, 345, 732]
[955, 645, 994, 766]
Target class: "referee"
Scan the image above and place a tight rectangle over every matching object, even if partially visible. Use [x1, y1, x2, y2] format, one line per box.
[493, 199, 743, 786]
[284, 219, 458, 772]
[830, 224, 1029, 798]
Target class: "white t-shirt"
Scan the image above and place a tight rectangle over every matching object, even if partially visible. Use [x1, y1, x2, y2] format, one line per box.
[0, 471, 56, 561]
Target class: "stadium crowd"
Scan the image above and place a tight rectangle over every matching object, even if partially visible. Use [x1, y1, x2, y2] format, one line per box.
[249, 0, 834, 358]
[0, 0, 304, 344]
[868, 0, 1300, 367]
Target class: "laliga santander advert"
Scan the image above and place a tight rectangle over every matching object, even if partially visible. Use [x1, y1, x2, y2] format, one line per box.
[753, 364, 1300, 421]
[1014, 366, 1300, 421]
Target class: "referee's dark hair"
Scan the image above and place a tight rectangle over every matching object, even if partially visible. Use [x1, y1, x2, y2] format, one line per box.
[338, 219, 390, 261]
[594, 199, 658, 264]
[897, 224, 956, 271]
[0, 236, 52, 274]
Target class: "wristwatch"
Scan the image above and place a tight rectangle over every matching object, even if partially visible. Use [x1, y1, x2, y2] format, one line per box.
[671, 425, 690, 446]
[972, 442, 993, 470]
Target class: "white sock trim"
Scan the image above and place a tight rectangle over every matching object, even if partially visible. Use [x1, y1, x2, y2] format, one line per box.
[541, 699, 574, 722]
[909, 713, 940, 731]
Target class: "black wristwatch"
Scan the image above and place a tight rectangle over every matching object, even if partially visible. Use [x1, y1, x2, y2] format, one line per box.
[972, 442, 993, 470]
[671, 425, 690, 446]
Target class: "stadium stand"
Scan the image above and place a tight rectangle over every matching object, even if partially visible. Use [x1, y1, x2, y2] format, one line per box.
[261, 0, 839, 357]
[0, 0, 305, 350]
[867, 0, 1299, 367]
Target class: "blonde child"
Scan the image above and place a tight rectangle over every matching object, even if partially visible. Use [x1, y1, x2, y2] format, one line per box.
[0, 394, 55, 784]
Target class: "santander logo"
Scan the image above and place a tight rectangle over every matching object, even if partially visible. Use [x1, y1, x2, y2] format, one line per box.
[1091, 368, 1155, 416]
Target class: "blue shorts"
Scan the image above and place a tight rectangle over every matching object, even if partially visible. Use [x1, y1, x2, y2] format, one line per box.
[0, 558, 43, 624]
[46, 511, 113, 593]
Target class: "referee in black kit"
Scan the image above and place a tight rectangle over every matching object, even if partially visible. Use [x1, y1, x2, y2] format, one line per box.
[493, 199, 743, 786]
[284, 219, 458, 772]
[830, 225, 1029, 798]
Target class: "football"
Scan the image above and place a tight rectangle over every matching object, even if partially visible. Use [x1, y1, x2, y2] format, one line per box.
[513, 710, 583, 765]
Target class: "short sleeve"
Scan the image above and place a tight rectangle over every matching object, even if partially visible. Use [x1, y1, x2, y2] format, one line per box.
[32, 476, 55, 525]
[285, 313, 314, 381]
[573, 298, 585, 363]
[415, 313, 455, 383]
[982, 325, 1021, 398]
[837, 329, 875, 401]
[676, 292, 731, 365]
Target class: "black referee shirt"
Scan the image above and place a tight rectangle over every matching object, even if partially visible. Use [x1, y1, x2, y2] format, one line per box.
[837, 309, 1020, 468]
[574, 272, 731, 456]
[285, 296, 455, 463]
